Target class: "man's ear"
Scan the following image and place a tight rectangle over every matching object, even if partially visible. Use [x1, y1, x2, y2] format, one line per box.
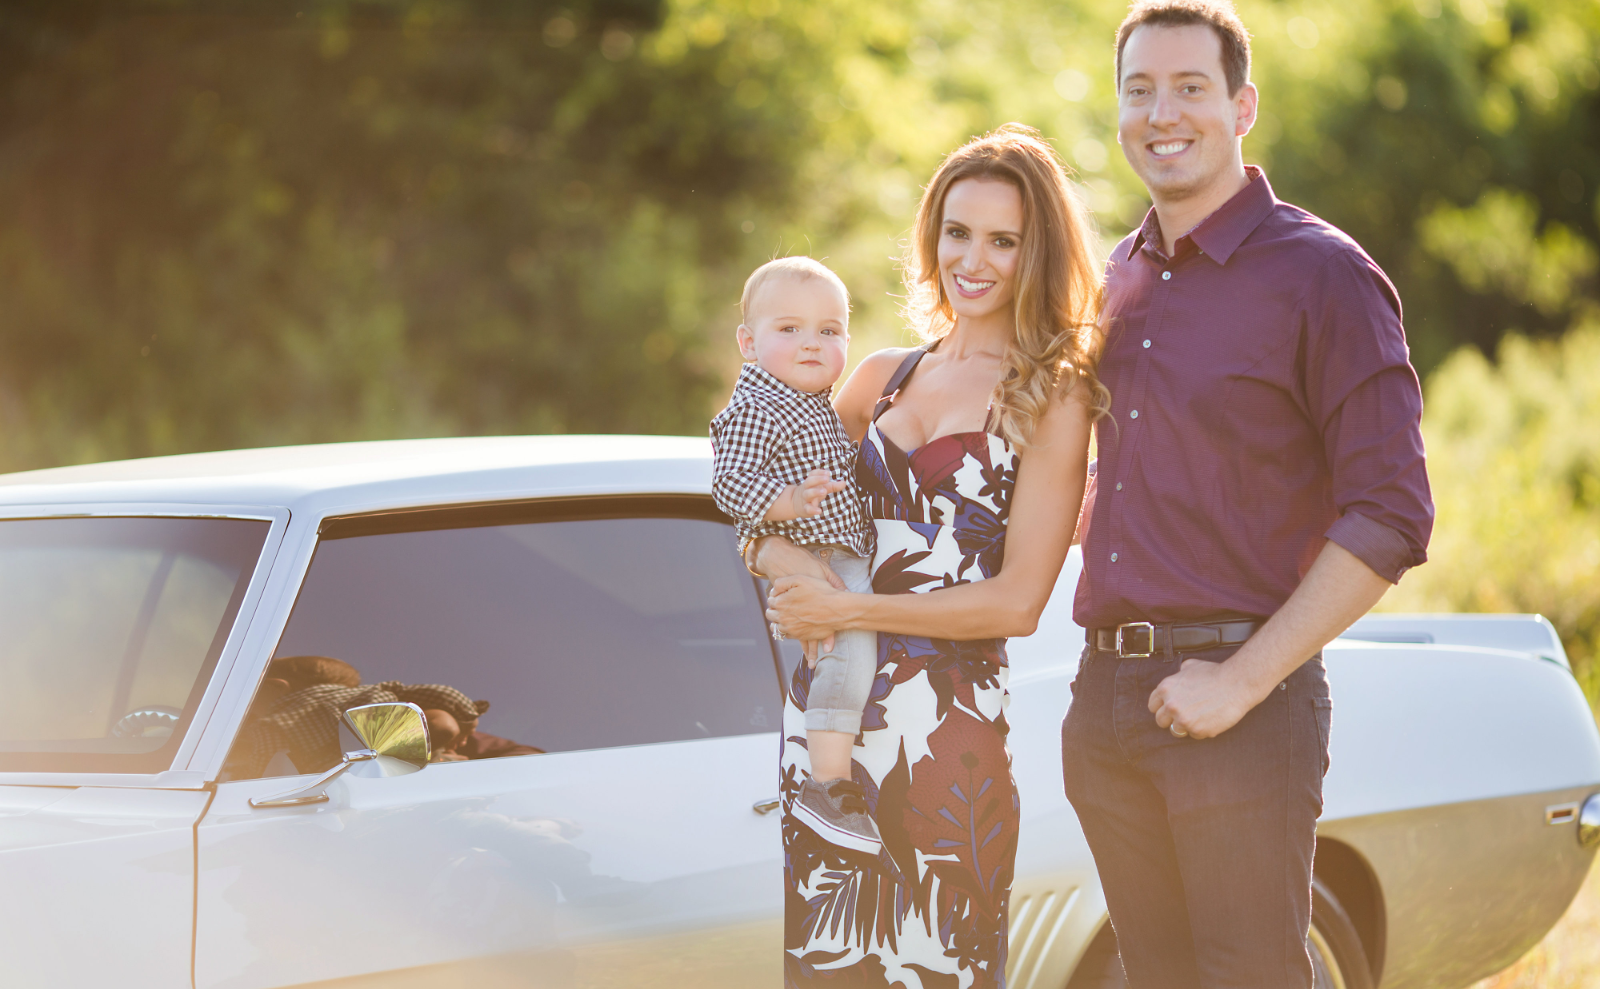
[736, 323, 759, 361]
[1233, 82, 1259, 138]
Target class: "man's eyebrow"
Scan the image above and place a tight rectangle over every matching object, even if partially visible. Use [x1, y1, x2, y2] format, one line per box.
[1122, 69, 1217, 83]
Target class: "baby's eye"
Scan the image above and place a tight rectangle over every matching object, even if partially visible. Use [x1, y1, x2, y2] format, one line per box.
[779, 324, 799, 332]
[821, 327, 840, 335]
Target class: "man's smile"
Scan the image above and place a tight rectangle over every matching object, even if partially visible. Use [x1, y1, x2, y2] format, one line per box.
[1148, 139, 1193, 158]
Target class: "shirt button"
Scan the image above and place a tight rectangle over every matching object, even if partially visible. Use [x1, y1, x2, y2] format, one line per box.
[1110, 553, 1119, 563]
[1130, 409, 1139, 419]
[1115, 482, 1123, 491]
[1143, 339, 1151, 348]
[1161, 271, 1171, 281]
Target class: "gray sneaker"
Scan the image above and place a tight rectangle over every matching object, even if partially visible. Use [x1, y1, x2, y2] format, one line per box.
[794, 778, 882, 854]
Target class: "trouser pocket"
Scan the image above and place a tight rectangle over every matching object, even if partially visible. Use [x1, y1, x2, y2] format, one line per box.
[1312, 698, 1333, 777]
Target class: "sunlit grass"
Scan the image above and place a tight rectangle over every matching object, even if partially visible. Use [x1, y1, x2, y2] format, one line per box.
[1469, 853, 1600, 989]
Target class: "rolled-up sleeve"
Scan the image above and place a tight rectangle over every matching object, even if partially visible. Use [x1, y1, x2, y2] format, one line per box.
[710, 405, 789, 522]
[1306, 249, 1434, 583]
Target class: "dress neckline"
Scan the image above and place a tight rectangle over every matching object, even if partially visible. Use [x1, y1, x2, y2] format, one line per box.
[870, 420, 1002, 459]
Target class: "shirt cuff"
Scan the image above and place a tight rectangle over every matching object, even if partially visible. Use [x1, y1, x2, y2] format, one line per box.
[736, 475, 789, 522]
[1324, 511, 1415, 584]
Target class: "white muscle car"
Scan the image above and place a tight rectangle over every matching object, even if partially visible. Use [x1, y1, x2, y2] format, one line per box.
[0, 436, 1595, 989]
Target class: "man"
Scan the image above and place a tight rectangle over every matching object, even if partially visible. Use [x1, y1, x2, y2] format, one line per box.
[1061, 2, 1433, 987]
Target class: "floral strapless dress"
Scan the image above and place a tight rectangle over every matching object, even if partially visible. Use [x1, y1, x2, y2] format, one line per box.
[781, 413, 1020, 989]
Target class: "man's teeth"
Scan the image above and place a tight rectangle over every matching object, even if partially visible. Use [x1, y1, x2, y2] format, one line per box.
[1152, 141, 1189, 156]
[955, 275, 994, 292]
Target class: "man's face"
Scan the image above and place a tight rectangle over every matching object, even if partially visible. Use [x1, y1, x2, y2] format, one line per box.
[1117, 23, 1257, 202]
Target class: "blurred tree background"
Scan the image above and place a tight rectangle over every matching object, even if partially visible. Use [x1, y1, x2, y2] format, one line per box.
[1, 0, 1597, 697]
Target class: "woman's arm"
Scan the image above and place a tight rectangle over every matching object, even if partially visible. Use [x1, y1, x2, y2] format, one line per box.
[766, 380, 1094, 641]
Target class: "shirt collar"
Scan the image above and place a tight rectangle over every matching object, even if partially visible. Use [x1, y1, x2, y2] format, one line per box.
[1125, 166, 1277, 266]
[736, 361, 831, 402]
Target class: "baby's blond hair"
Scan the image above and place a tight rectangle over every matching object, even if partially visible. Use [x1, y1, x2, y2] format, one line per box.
[739, 256, 851, 323]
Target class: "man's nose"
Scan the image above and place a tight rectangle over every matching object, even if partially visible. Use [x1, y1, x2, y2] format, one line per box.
[1149, 87, 1181, 127]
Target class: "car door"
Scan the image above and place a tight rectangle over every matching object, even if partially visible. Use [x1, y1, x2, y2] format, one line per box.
[0, 512, 279, 988]
[195, 496, 786, 989]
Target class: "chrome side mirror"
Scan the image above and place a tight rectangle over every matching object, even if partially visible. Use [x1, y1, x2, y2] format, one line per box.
[1580, 793, 1600, 849]
[250, 702, 431, 809]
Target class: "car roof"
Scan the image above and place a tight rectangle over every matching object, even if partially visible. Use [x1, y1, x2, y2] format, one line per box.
[0, 435, 715, 517]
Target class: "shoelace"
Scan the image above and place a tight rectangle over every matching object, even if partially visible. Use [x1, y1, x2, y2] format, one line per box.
[826, 779, 870, 816]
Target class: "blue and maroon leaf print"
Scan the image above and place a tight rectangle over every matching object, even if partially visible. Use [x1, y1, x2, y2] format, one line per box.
[785, 419, 1020, 988]
[907, 435, 971, 493]
[951, 499, 1007, 580]
[870, 548, 941, 595]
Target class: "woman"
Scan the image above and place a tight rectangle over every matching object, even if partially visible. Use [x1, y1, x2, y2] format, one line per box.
[755, 124, 1107, 988]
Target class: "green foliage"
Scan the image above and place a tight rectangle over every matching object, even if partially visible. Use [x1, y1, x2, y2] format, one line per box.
[0, 0, 871, 466]
[1382, 323, 1600, 706]
[1238, 0, 1600, 370]
[0, 0, 1597, 476]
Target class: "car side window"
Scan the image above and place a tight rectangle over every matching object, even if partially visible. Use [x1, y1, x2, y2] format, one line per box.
[224, 502, 782, 780]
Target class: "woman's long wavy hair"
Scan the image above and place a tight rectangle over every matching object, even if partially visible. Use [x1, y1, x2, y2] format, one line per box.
[905, 124, 1109, 449]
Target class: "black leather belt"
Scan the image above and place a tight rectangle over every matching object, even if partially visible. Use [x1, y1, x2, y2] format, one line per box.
[1092, 619, 1263, 659]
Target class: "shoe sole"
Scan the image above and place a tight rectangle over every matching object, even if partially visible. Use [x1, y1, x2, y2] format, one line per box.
[792, 800, 882, 854]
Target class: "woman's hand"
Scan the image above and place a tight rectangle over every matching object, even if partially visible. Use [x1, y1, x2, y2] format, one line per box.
[748, 535, 846, 588]
[766, 573, 862, 644]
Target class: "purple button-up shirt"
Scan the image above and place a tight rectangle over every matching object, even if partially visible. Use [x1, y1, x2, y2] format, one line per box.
[1074, 169, 1433, 630]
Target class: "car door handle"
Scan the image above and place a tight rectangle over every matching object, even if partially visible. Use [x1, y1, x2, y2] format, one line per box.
[752, 797, 781, 815]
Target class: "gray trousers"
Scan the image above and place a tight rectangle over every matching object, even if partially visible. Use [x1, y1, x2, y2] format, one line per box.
[803, 546, 877, 735]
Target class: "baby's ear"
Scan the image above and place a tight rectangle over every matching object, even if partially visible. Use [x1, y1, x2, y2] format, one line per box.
[735, 323, 759, 360]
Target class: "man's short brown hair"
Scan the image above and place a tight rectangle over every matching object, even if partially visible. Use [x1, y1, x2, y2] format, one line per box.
[1116, 0, 1252, 96]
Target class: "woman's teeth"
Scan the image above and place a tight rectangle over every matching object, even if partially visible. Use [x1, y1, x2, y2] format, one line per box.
[955, 274, 994, 293]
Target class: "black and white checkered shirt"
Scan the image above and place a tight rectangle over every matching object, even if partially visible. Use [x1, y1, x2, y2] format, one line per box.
[710, 363, 874, 558]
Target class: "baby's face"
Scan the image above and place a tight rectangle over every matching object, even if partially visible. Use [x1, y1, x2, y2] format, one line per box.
[736, 275, 850, 394]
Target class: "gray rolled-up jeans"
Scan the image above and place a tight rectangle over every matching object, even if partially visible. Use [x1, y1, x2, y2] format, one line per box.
[802, 546, 877, 735]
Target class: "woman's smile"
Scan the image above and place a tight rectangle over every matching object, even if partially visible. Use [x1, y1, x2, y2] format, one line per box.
[952, 273, 996, 298]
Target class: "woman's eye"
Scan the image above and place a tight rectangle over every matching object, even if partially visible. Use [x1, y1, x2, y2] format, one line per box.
[995, 237, 1015, 249]
[946, 227, 968, 240]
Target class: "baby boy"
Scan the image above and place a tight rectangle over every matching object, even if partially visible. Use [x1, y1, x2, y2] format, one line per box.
[710, 256, 881, 855]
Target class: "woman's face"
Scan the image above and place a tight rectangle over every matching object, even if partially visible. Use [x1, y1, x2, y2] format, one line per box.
[937, 178, 1024, 325]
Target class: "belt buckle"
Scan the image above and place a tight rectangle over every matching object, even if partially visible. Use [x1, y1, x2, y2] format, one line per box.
[1116, 622, 1155, 658]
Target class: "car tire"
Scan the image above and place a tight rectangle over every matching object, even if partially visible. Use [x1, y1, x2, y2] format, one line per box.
[1062, 880, 1373, 989]
[1310, 876, 1375, 989]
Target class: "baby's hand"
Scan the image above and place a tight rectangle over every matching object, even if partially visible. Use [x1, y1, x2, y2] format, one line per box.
[792, 468, 849, 518]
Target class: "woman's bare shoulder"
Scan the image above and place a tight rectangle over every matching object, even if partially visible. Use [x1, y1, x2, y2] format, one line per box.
[853, 347, 919, 391]
[835, 348, 920, 438]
